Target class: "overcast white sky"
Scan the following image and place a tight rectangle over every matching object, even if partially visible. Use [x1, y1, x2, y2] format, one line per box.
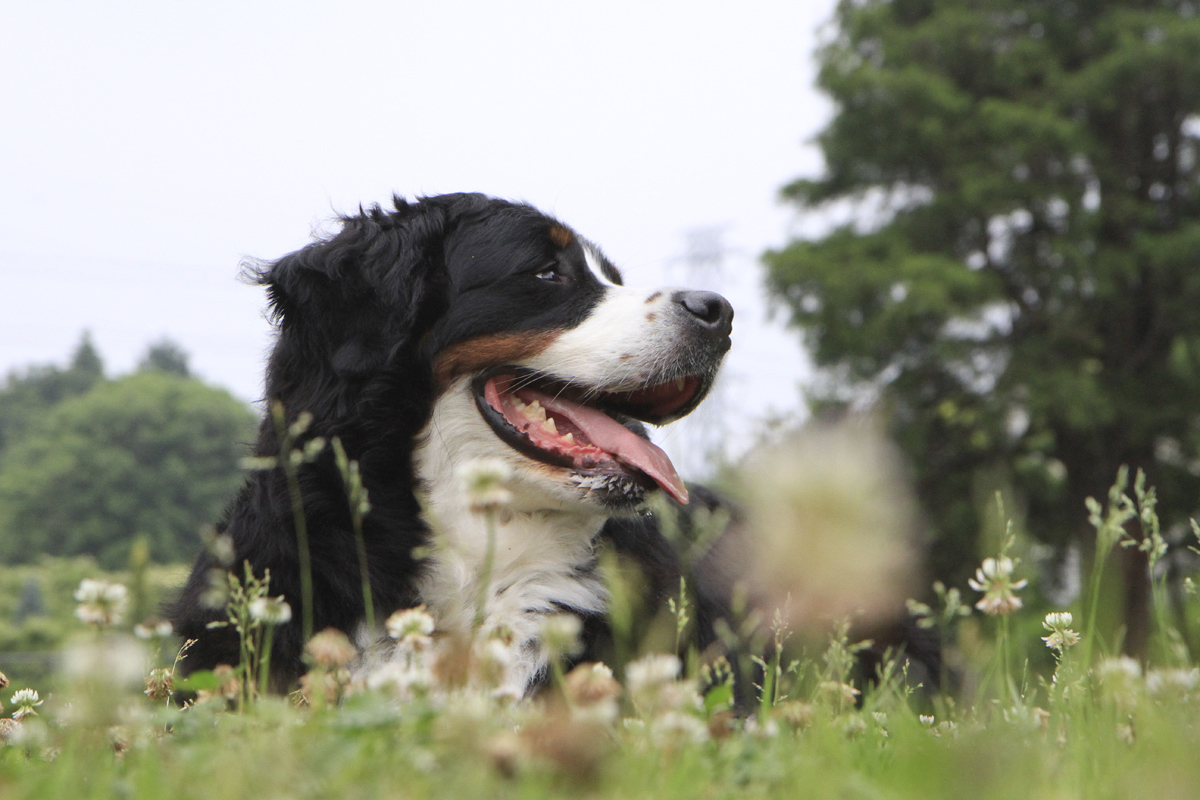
[1, 1, 837, 474]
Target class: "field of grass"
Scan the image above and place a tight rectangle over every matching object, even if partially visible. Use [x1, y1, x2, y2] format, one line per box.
[3, 462, 1200, 799]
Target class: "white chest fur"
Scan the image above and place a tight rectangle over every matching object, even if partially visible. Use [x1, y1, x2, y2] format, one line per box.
[410, 381, 610, 694]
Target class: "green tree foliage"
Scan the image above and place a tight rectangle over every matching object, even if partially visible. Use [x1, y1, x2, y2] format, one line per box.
[765, 0, 1200, 648]
[0, 332, 105, 458]
[0, 371, 256, 568]
[138, 337, 192, 378]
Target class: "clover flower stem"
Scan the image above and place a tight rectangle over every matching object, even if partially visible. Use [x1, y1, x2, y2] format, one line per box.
[285, 465, 313, 642]
[550, 656, 572, 712]
[999, 614, 1016, 704]
[1081, 554, 1106, 671]
[758, 644, 780, 722]
[354, 526, 374, 633]
[332, 438, 375, 633]
[1081, 467, 1134, 669]
[273, 402, 313, 642]
[259, 622, 277, 698]
[474, 509, 498, 630]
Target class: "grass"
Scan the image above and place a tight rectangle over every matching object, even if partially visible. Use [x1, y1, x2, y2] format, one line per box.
[3, 462, 1200, 799]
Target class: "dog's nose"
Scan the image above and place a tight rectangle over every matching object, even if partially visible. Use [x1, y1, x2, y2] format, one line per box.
[673, 290, 734, 339]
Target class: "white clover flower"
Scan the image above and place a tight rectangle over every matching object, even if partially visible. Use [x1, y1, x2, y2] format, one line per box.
[133, 618, 174, 640]
[564, 662, 621, 723]
[0, 718, 20, 743]
[248, 595, 292, 625]
[744, 716, 781, 739]
[60, 633, 150, 689]
[386, 606, 436, 649]
[742, 423, 919, 628]
[1146, 668, 1199, 697]
[934, 720, 959, 738]
[564, 662, 619, 703]
[818, 680, 862, 706]
[625, 654, 681, 694]
[967, 556, 1028, 616]
[9, 689, 42, 721]
[649, 711, 709, 746]
[306, 628, 357, 669]
[1096, 656, 1143, 708]
[456, 458, 513, 514]
[1044, 611, 1072, 628]
[365, 660, 434, 700]
[1002, 705, 1050, 732]
[841, 714, 869, 738]
[625, 654, 701, 715]
[472, 632, 524, 695]
[1098, 655, 1142, 683]
[919, 714, 936, 728]
[74, 579, 129, 628]
[538, 613, 583, 661]
[145, 668, 173, 701]
[1041, 611, 1081, 652]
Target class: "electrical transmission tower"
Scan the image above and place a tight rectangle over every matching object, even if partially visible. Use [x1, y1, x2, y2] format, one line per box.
[675, 226, 731, 479]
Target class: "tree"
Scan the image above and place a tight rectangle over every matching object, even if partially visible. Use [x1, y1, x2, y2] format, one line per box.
[0, 332, 105, 457]
[765, 0, 1200, 654]
[0, 371, 257, 568]
[69, 331, 104, 385]
[138, 337, 191, 377]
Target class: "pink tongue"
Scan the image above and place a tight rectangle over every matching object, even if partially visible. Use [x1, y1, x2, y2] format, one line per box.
[513, 385, 689, 505]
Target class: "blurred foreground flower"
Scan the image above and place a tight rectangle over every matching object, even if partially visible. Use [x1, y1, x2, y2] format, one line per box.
[248, 595, 292, 625]
[306, 628, 357, 669]
[539, 613, 583, 663]
[457, 458, 513, 514]
[968, 557, 1027, 616]
[1146, 668, 1199, 698]
[60, 634, 149, 690]
[563, 662, 621, 723]
[145, 668, 173, 702]
[625, 654, 700, 716]
[649, 711, 709, 746]
[1097, 656, 1142, 710]
[74, 579, 129, 628]
[133, 617, 174, 640]
[0, 718, 19, 743]
[365, 658, 434, 701]
[741, 420, 919, 627]
[386, 606, 435, 650]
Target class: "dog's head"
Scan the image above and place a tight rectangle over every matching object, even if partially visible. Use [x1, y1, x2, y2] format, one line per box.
[255, 193, 732, 511]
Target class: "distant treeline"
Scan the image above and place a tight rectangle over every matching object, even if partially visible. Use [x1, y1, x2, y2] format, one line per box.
[0, 334, 256, 568]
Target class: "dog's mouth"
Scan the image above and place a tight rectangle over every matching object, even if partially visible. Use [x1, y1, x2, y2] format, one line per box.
[472, 369, 709, 505]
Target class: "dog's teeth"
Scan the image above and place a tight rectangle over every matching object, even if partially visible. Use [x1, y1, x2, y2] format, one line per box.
[542, 417, 557, 434]
[527, 400, 546, 421]
[512, 396, 528, 411]
[562, 432, 574, 444]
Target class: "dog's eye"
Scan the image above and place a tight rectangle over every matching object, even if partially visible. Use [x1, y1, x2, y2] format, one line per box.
[535, 265, 561, 282]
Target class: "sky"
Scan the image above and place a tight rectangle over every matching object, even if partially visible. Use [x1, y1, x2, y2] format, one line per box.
[1, 1, 838, 476]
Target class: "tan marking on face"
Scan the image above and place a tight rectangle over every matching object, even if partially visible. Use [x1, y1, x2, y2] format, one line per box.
[549, 224, 575, 248]
[645, 291, 662, 304]
[645, 312, 657, 322]
[432, 330, 561, 389]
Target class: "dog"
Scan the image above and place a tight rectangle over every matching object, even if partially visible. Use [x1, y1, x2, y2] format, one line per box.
[170, 193, 736, 695]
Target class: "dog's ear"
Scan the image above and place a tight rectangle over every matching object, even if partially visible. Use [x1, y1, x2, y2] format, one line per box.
[250, 194, 486, 380]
